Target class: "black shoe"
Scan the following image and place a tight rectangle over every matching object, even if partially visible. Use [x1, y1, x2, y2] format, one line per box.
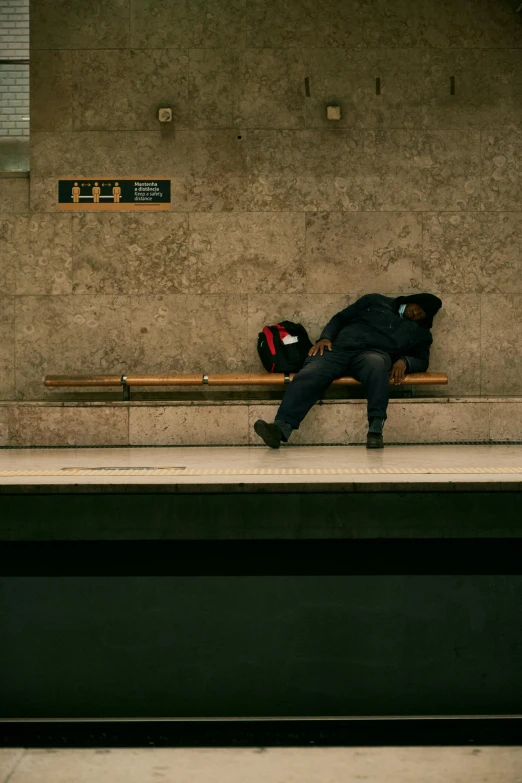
[254, 419, 283, 449]
[366, 431, 384, 449]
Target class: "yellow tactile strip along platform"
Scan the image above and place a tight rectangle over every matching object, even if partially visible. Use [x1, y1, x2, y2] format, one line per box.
[1, 466, 522, 476]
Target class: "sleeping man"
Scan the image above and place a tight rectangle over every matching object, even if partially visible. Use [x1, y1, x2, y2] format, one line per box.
[254, 293, 442, 449]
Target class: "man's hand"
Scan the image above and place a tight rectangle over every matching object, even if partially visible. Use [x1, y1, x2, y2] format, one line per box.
[309, 338, 332, 357]
[390, 359, 407, 385]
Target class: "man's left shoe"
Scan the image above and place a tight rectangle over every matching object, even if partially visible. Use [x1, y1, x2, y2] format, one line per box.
[254, 419, 283, 449]
[366, 432, 384, 449]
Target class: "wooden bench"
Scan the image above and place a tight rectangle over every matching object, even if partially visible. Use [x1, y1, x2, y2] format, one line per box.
[44, 372, 448, 400]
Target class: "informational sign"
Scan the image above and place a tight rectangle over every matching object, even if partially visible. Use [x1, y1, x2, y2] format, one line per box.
[58, 178, 171, 211]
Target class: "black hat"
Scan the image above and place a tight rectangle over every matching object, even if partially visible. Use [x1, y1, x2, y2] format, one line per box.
[396, 293, 442, 328]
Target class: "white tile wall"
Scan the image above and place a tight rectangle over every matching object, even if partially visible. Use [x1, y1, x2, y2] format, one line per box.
[0, 0, 29, 136]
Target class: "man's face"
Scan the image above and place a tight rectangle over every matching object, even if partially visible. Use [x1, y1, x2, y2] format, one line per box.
[404, 303, 427, 322]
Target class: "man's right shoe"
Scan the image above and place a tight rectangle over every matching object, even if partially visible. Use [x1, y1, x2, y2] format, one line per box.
[366, 432, 384, 449]
[254, 419, 283, 449]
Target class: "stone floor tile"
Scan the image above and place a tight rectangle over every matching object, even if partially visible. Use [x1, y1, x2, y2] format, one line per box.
[6, 747, 522, 783]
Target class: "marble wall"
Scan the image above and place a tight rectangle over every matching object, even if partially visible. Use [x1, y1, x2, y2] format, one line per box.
[2, 398, 522, 447]
[0, 0, 521, 399]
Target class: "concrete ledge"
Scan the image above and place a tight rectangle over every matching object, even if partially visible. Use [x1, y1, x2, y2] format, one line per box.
[0, 398, 521, 447]
[4, 405, 129, 447]
[129, 404, 249, 446]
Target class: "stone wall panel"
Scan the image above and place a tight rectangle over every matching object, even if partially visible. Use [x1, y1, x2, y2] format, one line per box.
[31, 0, 130, 49]
[0, 298, 15, 400]
[72, 213, 189, 295]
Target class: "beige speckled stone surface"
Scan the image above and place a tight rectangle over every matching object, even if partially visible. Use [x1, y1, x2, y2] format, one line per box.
[172, 174, 251, 213]
[364, 0, 424, 48]
[423, 213, 522, 294]
[15, 215, 73, 296]
[0, 411, 7, 445]
[4, 213, 72, 302]
[303, 212, 422, 294]
[128, 294, 250, 373]
[384, 401, 489, 443]
[482, 130, 522, 212]
[71, 213, 189, 295]
[171, 130, 249, 211]
[130, 0, 192, 48]
[15, 295, 133, 400]
[8, 747, 522, 783]
[72, 50, 189, 132]
[130, 403, 248, 445]
[361, 130, 481, 212]
[421, 50, 520, 131]
[0, 748, 24, 781]
[428, 295, 480, 397]
[30, 51, 72, 133]
[191, 130, 248, 178]
[189, 49, 242, 129]
[30, 132, 192, 179]
[247, 175, 363, 213]
[249, 0, 522, 51]
[0, 218, 16, 295]
[190, 0, 246, 48]
[305, 49, 423, 130]
[191, 49, 305, 131]
[29, 177, 57, 214]
[419, 0, 522, 48]
[490, 403, 522, 442]
[247, 129, 365, 180]
[247, 0, 365, 48]
[240, 49, 305, 129]
[130, 0, 246, 48]
[31, 0, 130, 49]
[0, 178, 29, 214]
[7, 406, 129, 447]
[0, 298, 14, 400]
[481, 295, 522, 395]
[188, 212, 305, 294]
[1, 399, 522, 447]
[246, 130, 481, 212]
[246, 129, 365, 212]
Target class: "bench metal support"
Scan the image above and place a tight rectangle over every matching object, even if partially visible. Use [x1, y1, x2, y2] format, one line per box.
[122, 376, 130, 401]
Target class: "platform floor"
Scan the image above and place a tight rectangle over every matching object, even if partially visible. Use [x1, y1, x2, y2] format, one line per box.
[0, 443, 522, 486]
[1, 746, 522, 783]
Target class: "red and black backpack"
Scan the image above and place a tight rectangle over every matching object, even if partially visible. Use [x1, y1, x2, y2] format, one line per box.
[257, 321, 313, 374]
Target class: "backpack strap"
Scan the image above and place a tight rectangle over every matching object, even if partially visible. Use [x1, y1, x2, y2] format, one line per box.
[274, 323, 290, 340]
[262, 326, 277, 356]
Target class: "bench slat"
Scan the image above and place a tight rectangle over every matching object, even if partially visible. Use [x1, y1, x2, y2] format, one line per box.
[45, 375, 122, 387]
[45, 372, 448, 388]
[207, 373, 288, 386]
[125, 374, 203, 386]
[332, 372, 448, 386]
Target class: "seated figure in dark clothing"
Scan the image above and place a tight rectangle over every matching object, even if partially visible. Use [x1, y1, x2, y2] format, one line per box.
[254, 292, 442, 450]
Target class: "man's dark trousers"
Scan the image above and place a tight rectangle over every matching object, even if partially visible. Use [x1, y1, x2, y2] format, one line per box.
[275, 347, 392, 433]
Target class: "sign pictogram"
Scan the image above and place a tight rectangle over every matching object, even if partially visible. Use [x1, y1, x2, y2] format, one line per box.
[58, 178, 171, 211]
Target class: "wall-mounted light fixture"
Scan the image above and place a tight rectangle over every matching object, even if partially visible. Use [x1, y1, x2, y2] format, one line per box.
[326, 105, 341, 121]
[158, 108, 173, 123]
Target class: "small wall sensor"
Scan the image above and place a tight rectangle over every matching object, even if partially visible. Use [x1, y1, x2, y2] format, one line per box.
[326, 105, 341, 121]
[158, 108, 173, 123]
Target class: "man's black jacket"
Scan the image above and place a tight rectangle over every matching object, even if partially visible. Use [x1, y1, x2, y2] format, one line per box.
[319, 294, 433, 373]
